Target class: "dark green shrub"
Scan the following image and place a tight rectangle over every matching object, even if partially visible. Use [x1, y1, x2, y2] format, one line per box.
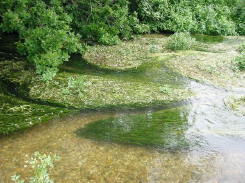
[233, 0, 245, 35]
[129, 0, 239, 35]
[166, 32, 195, 51]
[65, 0, 149, 45]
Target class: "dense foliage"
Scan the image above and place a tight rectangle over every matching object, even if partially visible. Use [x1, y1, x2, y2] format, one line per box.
[0, 0, 86, 80]
[132, 0, 241, 35]
[0, 0, 244, 80]
[166, 32, 195, 50]
[65, 0, 149, 45]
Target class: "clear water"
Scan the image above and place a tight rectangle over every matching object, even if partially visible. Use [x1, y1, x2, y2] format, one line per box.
[0, 34, 245, 182]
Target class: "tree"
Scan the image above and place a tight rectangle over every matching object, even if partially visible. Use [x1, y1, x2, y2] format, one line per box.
[0, 0, 86, 80]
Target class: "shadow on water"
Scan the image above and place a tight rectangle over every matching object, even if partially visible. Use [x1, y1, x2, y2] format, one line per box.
[0, 34, 25, 61]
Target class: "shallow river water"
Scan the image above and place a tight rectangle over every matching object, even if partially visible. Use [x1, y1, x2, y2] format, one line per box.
[0, 35, 245, 182]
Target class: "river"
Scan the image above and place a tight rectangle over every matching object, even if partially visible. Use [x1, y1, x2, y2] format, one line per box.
[0, 34, 245, 182]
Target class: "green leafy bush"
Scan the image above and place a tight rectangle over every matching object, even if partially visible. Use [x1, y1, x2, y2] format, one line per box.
[130, 0, 239, 35]
[233, 0, 245, 35]
[166, 32, 195, 51]
[0, 0, 86, 81]
[11, 151, 60, 183]
[65, 0, 149, 45]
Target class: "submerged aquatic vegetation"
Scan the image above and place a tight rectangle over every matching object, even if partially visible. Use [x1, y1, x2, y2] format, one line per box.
[0, 90, 72, 134]
[3, 34, 244, 134]
[76, 107, 192, 150]
[0, 78, 71, 134]
[29, 73, 190, 109]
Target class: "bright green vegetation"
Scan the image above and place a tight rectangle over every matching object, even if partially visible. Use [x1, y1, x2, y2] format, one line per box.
[0, 0, 86, 81]
[0, 36, 192, 134]
[166, 32, 195, 51]
[234, 42, 245, 70]
[133, 0, 243, 35]
[76, 107, 192, 150]
[0, 60, 75, 134]
[0, 80, 73, 134]
[226, 96, 245, 115]
[1, 34, 244, 134]
[0, 0, 244, 80]
[235, 55, 245, 70]
[11, 152, 59, 183]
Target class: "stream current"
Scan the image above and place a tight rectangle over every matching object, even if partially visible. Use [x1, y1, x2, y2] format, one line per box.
[0, 34, 245, 182]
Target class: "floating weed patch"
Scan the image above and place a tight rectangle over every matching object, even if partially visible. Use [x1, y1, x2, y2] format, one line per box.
[29, 73, 190, 109]
[76, 107, 193, 150]
[83, 37, 165, 70]
[160, 36, 245, 89]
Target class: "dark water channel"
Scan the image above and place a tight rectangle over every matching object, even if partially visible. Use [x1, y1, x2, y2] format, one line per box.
[0, 34, 245, 182]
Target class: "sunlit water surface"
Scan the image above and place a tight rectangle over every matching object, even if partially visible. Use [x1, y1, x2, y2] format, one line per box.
[0, 34, 245, 182]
